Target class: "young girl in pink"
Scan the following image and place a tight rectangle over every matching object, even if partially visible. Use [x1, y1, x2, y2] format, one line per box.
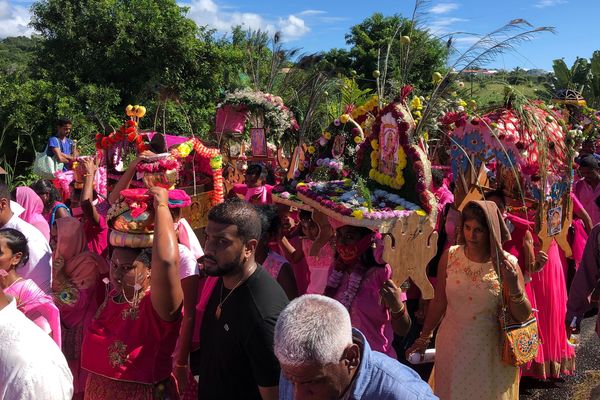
[280, 210, 335, 295]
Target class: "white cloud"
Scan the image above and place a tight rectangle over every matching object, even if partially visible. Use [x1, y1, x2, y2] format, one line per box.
[279, 15, 309, 40]
[0, 0, 33, 38]
[430, 3, 459, 14]
[297, 9, 326, 16]
[428, 17, 468, 35]
[186, 0, 310, 41]
[534, 0, 567, 8]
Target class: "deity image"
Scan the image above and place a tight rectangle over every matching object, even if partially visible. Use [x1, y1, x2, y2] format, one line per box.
[332, 135, 346, 159]
[379, 120, 399, 176]
[251, 128, 267, 156]
[548, 206, 562, 236]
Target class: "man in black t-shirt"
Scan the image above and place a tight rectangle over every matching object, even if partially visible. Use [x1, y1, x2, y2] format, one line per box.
[191, 198, 289, 400]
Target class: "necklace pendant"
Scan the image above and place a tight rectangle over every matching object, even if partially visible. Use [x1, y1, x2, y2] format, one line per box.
[215, 305, 222, 320]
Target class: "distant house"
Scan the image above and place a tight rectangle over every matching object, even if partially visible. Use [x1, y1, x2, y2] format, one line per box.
[462, 69, 499, 76]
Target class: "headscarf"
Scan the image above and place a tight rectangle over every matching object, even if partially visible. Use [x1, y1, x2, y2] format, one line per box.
[15, 187, 51, 241]
[53, 217, 108, 290]
[458, 200, 511, 267]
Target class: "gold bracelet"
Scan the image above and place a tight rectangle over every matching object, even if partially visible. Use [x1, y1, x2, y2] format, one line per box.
[156, 203, 169, 209]
[390, 303, 406, 316]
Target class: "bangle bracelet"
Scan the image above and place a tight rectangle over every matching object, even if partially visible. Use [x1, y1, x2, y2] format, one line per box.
[390, 304, 406, 315]
[175, 361, 188, 368]
[157, 203, 169, 209]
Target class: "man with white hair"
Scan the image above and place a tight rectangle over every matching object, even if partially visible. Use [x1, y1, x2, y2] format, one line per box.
[275, 295, 437, 400]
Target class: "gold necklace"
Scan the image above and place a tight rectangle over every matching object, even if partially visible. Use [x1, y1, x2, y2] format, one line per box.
[215, 264, 257, 320]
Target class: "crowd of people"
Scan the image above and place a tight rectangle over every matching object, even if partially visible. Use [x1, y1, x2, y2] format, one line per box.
[0, 125, 599, 400]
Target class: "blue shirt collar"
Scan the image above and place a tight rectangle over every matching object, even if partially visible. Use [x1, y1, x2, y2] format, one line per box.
[342, 328, 372, 400]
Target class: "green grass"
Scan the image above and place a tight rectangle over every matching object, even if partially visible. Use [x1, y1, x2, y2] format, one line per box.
[463, 82, 548, 107]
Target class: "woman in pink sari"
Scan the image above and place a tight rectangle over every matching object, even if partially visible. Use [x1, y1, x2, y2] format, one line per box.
[0, 228, 60, 346]
[51, 217, 108, 399]
[229, 164, 273, 205]
[14, 186, 51, 241]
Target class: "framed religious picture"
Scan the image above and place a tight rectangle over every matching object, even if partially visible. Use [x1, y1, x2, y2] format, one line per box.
[547, 205, 562, 236]
[250, 128, 267, 157]
[331, 135, 346, 159]
[378, 113, 400, 176]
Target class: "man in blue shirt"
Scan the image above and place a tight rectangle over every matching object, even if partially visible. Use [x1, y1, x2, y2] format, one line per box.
[275, 295, 437, 400]
[47, 118, 78, 171]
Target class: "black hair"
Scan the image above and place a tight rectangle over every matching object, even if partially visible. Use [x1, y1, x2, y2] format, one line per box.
[0, 228, 30, 268]
[30, 180, 62, 210]
[431, 169, 445, 187]
[56, 118, 72, 127]
[461, 202, 489, 232]
[255, 204, 280, 241]
[577, 154, 600, 169]
[208, 198, 262, 242]
[246, 164, 268, 180]
[299, 209, 313, 221]
[0, 183, 9, 201]
[485, 189, 505, 209]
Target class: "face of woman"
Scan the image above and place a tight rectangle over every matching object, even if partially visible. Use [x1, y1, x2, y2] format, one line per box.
[109, 248, 149, 293]
[462, 219, 489, 250]
[0, 237, 21, 272]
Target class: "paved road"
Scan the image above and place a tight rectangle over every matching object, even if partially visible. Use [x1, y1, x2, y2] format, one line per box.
[520, 313, 600, 400]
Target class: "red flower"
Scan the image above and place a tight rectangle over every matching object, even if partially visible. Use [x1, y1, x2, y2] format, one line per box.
[400, 85, 413, 101]
[126, 127, 136, 134]
[127, 120, 137, 127]
[135, 135, 144, 144]
[127, 132, 137, 142]
[95, 133, 102, 141]
[101, 137, 110, 148]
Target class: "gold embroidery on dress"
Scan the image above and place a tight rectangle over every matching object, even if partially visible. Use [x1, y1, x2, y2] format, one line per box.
[108, 340, 129, 367]
[121, 305, 140, 320]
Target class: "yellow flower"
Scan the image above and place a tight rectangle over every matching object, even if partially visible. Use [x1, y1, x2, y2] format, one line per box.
[339, 114, 351, 124]
[324, 131, 331, 140]
[458, 99, 467, 108]
[308, 146, 316, 154]
[354, 136, 363, 144]
[371, 140, 379, 150]
[410, 96, 422, 110]
[369, 169, 376, 179]
[413, 111, 422, 119]
[296, 182, 306, 187]
[416, 210, 427, 217]
[352, 210, 364, 219]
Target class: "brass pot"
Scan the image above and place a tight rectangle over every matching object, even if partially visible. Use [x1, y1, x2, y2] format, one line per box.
[142, 169, 178, 189]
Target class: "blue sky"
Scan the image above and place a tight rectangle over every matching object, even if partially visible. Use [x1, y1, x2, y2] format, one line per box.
[1, 0, 598, 71]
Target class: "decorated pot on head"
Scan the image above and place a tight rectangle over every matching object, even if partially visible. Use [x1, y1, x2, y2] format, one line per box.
[136, 153, 180, 189]
[108, 188, 192, 248]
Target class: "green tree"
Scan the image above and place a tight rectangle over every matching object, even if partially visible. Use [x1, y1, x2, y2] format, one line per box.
[30, 0, 212, 103]
[341, 13, 449, 94]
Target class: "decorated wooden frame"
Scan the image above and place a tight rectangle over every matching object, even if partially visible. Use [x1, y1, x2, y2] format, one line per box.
[445, 104, 573, 255]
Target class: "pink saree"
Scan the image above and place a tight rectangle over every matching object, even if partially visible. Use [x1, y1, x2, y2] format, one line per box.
[16, 186, 51, 241]
[5, 278, 61, 347]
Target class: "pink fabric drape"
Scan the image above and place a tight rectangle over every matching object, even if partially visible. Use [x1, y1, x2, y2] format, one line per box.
[16, 186, 50, 241]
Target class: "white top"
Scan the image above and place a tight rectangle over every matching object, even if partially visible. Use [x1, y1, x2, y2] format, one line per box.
[178, 244, 199, 280]
[0, 295, 73, 399]
[2, 214, 53, 293]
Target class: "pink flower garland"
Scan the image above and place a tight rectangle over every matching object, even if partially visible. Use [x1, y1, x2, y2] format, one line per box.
[326, 262, 368, 311]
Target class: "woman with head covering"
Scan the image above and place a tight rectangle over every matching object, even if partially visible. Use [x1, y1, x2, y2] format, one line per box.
[229, 164, 274, 205]
[51, 217, 109, 399]
[324, 221, 411, 358]
[407, 201, 532, 399]
[31, 179, 71, 226]
[14, 186, 51, 241]
[0, 228, 61, 346]
[80, 187, 183, 399]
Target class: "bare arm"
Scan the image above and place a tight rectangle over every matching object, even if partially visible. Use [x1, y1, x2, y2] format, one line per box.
[277, 263, 298, 300]
[51, 147, 74, 164]
[405, 250, 449, 358]
[499, 254, 532, 323]
[258, 386, 278, 400]
[81, 158, 100, 226]
[173, 275, 200, 393]
[278, 236, 304, 264]
[575, 205, 593, 234]
[150, 187, 183, 321]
